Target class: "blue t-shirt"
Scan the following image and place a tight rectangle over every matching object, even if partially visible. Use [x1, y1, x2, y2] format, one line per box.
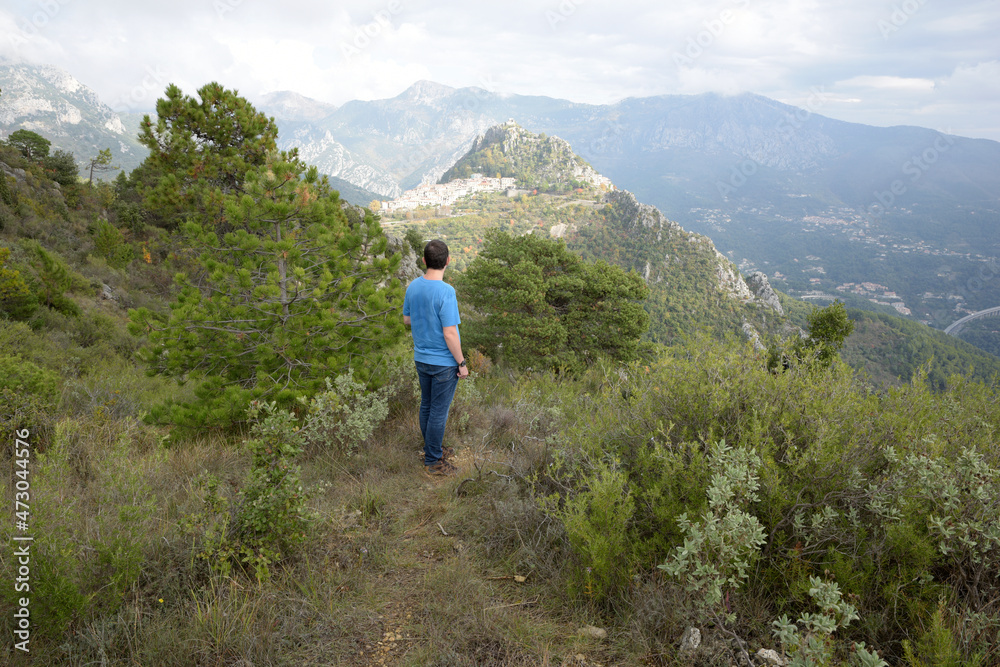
[403, 276, 461, 366]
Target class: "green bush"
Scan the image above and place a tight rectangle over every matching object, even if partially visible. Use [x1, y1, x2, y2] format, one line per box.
[0, 245, 38, 319]
[93, 218, 135, 270]
[510, 336, 1000, 663]
[298, 369, 390, 455]
[182, 401, 314, 581]
[540, 458, 635, 603]
[0, 172, 17, 207]
[773, 577, 887, 667]
[0, 354, 59, 404]
[23, 239, 81, 316]
[659, 442, 766, 619]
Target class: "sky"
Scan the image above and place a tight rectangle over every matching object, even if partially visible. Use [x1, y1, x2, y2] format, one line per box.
[2, 0, 999, 140]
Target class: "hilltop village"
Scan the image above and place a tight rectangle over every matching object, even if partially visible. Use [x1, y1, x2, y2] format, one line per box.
[380, 174, 518, 213]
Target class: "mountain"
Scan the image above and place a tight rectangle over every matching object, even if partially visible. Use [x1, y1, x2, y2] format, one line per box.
[387, 121, 789, 346]
[257, 82, 1000, 352]
[440, 120, 611, 189]
[3, 62, 997, 354]
[258, 90, 338, 123]
[0, 60, 147, 177]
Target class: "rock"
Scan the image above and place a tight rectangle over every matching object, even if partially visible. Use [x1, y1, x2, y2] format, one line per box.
[602, 189, 682, 234]
[0, 164, 27, 182]
[716, 251, 754, 301]
[745, 270, 784, 315]
[383, 231, 422, 283]
[577, 625, 607, 640]
[742, 322, 766, 351]
[101, 283, 117, 301]
[755, 648, 786, 666]
[679, 626, 701, 653]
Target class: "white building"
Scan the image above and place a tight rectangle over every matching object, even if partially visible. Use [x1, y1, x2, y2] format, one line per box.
[384, 174, 519, 213]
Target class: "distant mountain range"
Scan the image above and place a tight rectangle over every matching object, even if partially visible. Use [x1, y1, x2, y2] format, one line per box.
[2, 60, 998, 345]
[249, 81, 1000, 334]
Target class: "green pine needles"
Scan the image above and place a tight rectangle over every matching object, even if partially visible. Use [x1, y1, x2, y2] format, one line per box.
[129, 154, 404, 429]
[459, 229, 649, 373]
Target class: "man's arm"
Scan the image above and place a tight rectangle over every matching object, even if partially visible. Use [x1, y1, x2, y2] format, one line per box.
[403, 315, 411, 326]
[442, 325, 469, 378]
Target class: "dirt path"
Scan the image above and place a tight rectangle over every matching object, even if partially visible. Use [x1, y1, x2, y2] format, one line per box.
[326, 443, 607, 667]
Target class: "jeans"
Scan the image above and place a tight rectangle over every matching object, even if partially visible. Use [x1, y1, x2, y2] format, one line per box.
[415, 361, 459, 466]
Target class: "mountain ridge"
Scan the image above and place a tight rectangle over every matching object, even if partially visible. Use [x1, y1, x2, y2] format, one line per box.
[0, 60, 147, 175]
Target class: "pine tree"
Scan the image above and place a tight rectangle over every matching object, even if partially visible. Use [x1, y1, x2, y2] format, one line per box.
[86, 148, 118, 185]
[43, 150, 79, 186]
[129, 154, 405, 429]
[460, 230, 649, 372]
[805, 300, 855, 367]
[7, 129, 50, 161]
[137, 82, 278, 229]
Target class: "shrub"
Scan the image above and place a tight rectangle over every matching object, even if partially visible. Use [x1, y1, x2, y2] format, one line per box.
[0, 354, 59, 395]
[878, 445, 1000, 611]
[111, 200, 146, 236]
[513, 336, 1000, 661]
[93, 218, 135, 270]
[298, 369, 390, 456]
[0, 245, 38, 319]
[540, 458, 635, 603]
[0, 172, 17, 207]
[23, 239, 81, 316]
[773, 576, 887, 667]
[182, 401, 314, 581]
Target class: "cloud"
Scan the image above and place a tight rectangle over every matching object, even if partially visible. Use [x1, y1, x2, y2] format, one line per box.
[835, 75, 936, 93]
[937, 60, 1000, 102]
[0, 0, 996, 139]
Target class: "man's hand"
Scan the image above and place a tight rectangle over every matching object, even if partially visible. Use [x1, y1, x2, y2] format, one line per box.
[442, 325, 467, 378]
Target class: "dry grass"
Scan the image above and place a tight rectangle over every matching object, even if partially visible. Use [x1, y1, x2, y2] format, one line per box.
[0, 371, 642, 666]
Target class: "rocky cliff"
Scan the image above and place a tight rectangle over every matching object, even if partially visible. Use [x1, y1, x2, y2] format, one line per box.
[0, 60, 146, 175]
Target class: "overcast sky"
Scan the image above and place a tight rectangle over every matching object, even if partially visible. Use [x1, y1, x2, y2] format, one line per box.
[2, 0, 999, 140]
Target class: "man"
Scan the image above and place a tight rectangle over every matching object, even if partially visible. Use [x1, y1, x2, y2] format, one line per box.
[403, 239, 469, 476]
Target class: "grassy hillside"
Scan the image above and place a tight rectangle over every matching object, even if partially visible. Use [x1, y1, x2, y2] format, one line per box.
[780, 292, 1000, 386]
[957, 316, 1000, 358]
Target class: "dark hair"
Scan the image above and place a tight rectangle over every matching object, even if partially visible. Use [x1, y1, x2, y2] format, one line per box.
[423, 239, 449, 270]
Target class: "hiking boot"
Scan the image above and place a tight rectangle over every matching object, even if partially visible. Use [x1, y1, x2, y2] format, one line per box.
[425, 459, 457, 477]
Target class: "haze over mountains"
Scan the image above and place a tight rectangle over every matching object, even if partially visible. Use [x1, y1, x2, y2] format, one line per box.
[2, 60, 998, 343]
